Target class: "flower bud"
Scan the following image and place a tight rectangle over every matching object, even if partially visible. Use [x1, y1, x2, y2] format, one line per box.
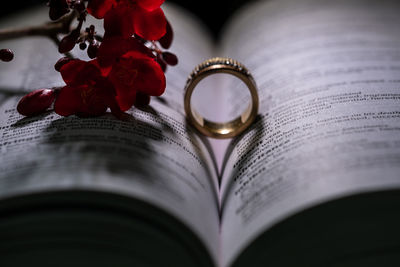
[74, 0, 86, 13]
[162, 52, 178, 66]
[0, 49, 14, 62]
[48, 0, 69, 21]
[87, 42, 100, 59]
[79, 42, 87, 50]
[17, 89, 56, 116]
[58, 29, 80, 53]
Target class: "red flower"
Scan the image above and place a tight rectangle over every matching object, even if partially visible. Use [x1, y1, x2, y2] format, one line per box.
[87, 0, 166, 40]
[97, 36, 154, 68]
[54, 59, 121, 117]
[107, 50, 165, 111]
[97, 36, 165, 111]
[17, 0, 176, 120]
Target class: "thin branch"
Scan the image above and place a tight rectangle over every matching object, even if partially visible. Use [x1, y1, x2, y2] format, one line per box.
[0, 11, 76, 42]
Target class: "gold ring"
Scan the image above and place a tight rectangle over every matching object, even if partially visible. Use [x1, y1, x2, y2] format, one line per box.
[184, 57, 259, 139]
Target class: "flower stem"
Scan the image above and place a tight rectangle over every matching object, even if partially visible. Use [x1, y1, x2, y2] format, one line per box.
[0, 11, 76, 42]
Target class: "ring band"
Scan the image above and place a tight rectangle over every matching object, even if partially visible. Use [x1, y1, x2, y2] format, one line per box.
[184, 57, 259, 139]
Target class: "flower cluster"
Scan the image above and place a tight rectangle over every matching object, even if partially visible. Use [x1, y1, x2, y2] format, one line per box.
[16, 0, 177, 118]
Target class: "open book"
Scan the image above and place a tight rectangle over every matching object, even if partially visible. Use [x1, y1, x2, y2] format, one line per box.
[0, 0, 400, 266]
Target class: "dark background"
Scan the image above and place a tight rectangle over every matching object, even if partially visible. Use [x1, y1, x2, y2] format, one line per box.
[167, 0, 252, 38]
[0, 0, 253, 39]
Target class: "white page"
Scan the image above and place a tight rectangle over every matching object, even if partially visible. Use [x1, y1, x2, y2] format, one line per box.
[0, 4, 221, 262]
[219, 0, 400, 265]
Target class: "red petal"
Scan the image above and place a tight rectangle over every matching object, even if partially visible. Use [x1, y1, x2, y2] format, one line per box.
[90, 59, 112, 76]
[128, 51, 165, 96]
[107, 95, 124, 118]
[55, 82, 111, 117]
[17, 89, 55, 116]
[54, 85, 83, 116]
[107, 62, 137, 111]
[133, 7, 166, 40]
[77, 102, 108, 117]
[54, 57, 72, 72]
[78, 77, 115, 116]
[125, 53, 166, 96]
[60, 59, 102, 86]
[134, 92, 151, 108]
[59, 59, 86, 84]
[97, 36, 153, 68]
[103, 5, 134, 38]
[137, 0, 164, 11]
[87, 0, 116, 19]
[115, 83, 137, 112]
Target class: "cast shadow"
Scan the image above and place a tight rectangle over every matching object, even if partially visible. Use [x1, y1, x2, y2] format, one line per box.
[11, 110, 53, 128]
[184, 120, 221, 207]
[135, 105, 174, 134]
[219, 114, 265, 215]
[39, 109, 177, 184]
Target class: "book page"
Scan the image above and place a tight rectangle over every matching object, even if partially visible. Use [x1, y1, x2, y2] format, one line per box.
[218, 0, 400, 265]
[0, 4, 220, 263]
